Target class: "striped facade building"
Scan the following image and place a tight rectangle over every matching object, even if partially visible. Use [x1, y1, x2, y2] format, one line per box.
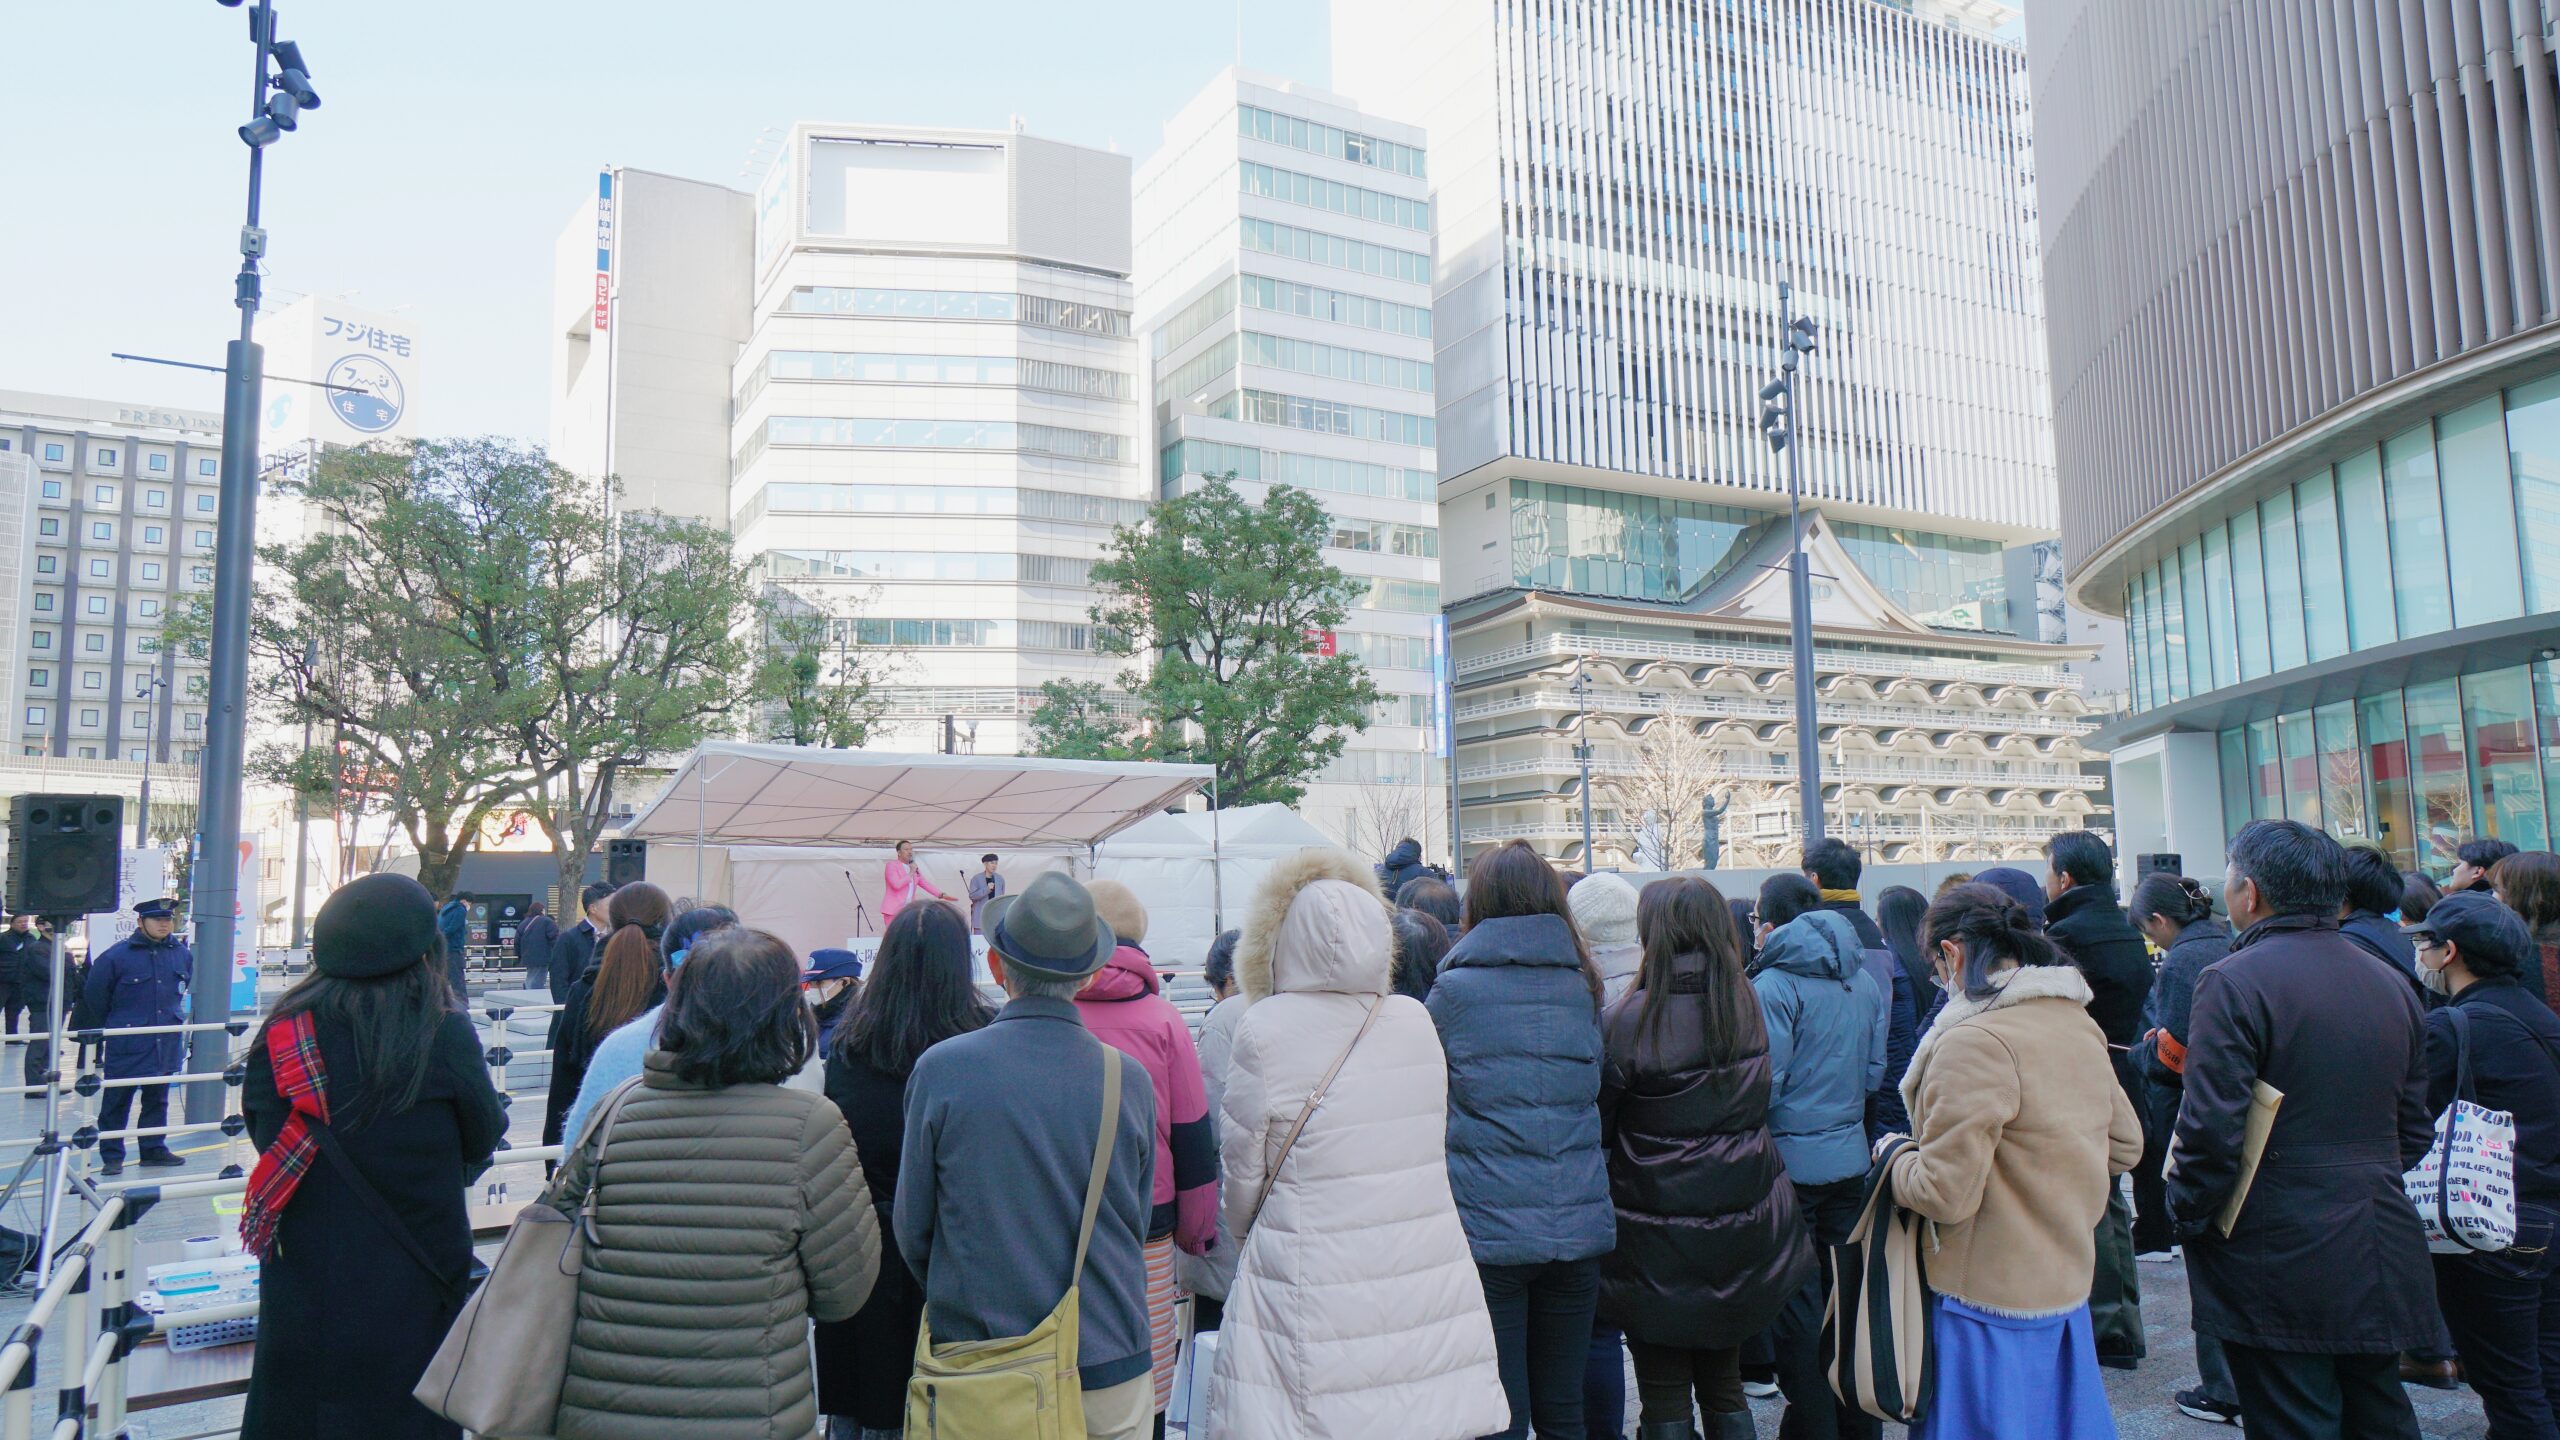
[2037, 1, 2560, 880]
[1337, 0, 2107, 869]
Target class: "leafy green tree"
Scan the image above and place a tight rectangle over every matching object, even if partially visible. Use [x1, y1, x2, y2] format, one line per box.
[1028, 474, 1382, 807]
[754, 593, 894, 749]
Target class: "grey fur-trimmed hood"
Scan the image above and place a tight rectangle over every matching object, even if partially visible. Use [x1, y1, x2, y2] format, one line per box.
[1234, 846, 1391, 1004]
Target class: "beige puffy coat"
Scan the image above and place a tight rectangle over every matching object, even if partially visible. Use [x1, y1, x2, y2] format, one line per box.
[555, 1051, 881, 1440]
[1211, 849, 1507, 1440]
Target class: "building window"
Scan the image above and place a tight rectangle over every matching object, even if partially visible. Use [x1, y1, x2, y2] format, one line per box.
[191, 566, 211, 583]
[196, 457, 215, 477]
[37, 519, 57, 537]
[31, 595, 49, 611]
[194, 529, 213, 547]
[92, 485, 112, 504]
[126, 747, 143, 761]
[85, 597, 105, 615]
[30, 632, 49, 650]
[142, 527, 162, 545]
[83, 635, 102, 652]
[34, 556, 53, 575]
[76, 747, 95, 760]
[78, 709, 98, 727]
[138, 599, 159, 618]
[195, 495, 215, 513]
[184, 713, 201, 732]
[21, 708, 40, 728]
[140, 563, 160, 581]
[89, 522, 111, 541]
[41, 444, 62, 463]
[86, 561, 108, 579]
[145, 490, 165, 508]
[146, 454, 167, 473]
[26, 670, 44, 688]
[80, 672, 98, 691]
[137, 636, 157, 654]
[93, 449, 116, 469]
[40, 481, 60, 499]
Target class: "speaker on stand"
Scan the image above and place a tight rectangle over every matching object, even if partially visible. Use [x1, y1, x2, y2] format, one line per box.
[7, 796, 124, 919]
[606, 839, 647, 888]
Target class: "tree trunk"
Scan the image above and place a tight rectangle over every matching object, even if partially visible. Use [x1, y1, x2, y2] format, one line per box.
[415, 847, 465, 901]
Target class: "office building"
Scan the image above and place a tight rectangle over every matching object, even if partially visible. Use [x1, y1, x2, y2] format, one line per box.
[1334, 0, 2106, 868]
[0, 393, 216, 774]
[2035, 1, 2560, 879]
[549, 125, 1145, 755]
[1138, 71, 1446, 855]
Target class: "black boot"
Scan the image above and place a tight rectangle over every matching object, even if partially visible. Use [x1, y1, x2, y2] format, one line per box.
[1636, 1421, 1702, 1440]
[1709, 1409, 1757, 1440]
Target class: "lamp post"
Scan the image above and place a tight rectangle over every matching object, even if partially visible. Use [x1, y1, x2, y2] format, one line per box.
[135, 674, 168, 848]
[189, 0, 319, 1127]
[1758, 281, 1824, 847]
[1571, 652, 1595, 867]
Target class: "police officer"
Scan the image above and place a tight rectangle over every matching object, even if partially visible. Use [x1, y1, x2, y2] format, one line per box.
[81, 898, 190, 1176]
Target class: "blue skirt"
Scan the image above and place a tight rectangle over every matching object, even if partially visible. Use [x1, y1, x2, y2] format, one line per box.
[1911, 1298, 2117, 1440]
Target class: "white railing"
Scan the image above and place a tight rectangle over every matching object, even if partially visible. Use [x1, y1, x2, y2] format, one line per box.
[1459, 756, 2107, 790]
[1457, 633, 2083, 689]
[1462, 815, 2089, 844]
[1457, 689, 2098, 736]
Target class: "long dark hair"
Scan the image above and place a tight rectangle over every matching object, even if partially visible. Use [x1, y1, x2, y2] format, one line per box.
[1626, 876, 1763, 1064]
[259, 961, 455, 1124]
[1920, 882, 2068, 1001]
[2129, 872, 2215, 928]
[838, 901, 993, 1077]
[1460, 840, 1602, 1007]
[587, 882, 675, 1036]
[1389, 909, 1451, 1002]
[1877, 883, 1932, 1008]
[657, 928, 815, 1088]
[2495, 851, 2560, 941]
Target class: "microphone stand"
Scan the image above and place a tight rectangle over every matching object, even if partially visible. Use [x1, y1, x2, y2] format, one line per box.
[842, 871, 872, 938]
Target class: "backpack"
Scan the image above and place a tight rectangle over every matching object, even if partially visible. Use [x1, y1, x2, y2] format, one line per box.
[906, 1047, 1124, 1439]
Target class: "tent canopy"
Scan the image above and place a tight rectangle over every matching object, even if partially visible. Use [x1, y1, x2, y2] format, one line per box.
[621, 743, 1214, 851]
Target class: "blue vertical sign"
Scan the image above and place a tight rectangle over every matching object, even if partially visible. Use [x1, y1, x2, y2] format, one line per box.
[593, 170, 615, 332]
[1432, 615, 1454, 759]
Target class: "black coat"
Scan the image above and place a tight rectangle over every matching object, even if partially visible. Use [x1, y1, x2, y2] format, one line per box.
[1815, 899, 1917, 1137]
[241, 1009, 506, 1439]
[2136, 918, 2231, 1091]
[2426, 977, 2560, 1208]
[2169, 914, 2440, 1353]
[512, 913, 558, 978]
[1595, 953, 1815, 1347]
[0, 929, 45, 990]
[2047, 883, 2154, 1102]
[549, 919, 599, 1005]
[1378, 839, 1432, 899]
[815, 1044, 926, 1427]
[541, 974, 664, 1148]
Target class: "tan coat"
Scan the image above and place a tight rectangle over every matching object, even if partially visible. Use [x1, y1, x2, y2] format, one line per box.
[1887, 964, 2142, 1317]
[555, 1052, 880, 1440]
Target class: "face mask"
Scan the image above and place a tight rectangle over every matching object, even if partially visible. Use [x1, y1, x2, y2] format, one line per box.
[2418, 946, 2455, 996]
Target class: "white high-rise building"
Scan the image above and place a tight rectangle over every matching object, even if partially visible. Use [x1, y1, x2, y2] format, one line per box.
[1137, 72, 1445, 858]
[547, 127, 1145, 754]
[1332, 0, 2110, 869]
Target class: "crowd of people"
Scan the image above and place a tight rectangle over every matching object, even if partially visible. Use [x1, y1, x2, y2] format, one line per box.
[215, 820, 2560, 1440]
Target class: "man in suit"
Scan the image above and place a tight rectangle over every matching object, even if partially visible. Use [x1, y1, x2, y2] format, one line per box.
[513, 901, 559, 993]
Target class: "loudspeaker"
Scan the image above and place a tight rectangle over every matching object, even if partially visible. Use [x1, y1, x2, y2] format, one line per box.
[605, 839, 647, 887]
[8, 795, 124, 918]
[2135, 852, 2184, 880]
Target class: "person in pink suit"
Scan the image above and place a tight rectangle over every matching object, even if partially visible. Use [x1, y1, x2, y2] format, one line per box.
[881, 840, 950, 922]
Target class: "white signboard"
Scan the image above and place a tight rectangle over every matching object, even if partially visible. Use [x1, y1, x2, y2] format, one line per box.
[231, 838, 261, 1010]
[256, 295, 421, 450]
[98, 846, 171, 950]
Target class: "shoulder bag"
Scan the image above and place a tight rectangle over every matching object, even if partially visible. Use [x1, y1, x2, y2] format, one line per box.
[906, 1046, 1123, 1440]
[1824, 1135, 1936, 1424]
[1239, 994, 1383, 1239]
[412, 1074, 646, 1434]
[2405, 1005, 2520, 1254]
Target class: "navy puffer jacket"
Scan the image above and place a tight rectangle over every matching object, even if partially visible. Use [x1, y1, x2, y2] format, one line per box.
[1427, 914, 1615, 1266]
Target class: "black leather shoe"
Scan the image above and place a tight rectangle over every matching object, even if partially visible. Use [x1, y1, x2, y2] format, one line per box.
[136, 1150, 185, 1169]
[2096, 1351, 2140, 1371]
[96, 1158, 123, 1177]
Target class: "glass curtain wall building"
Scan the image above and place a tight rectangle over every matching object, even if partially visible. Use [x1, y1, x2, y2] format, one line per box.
[2034, 2, 2560, 880]
[1137, 72, 1448, 855]
[1335, 0, 2105, 868]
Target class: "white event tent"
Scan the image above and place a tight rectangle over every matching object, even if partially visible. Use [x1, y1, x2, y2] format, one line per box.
[1090, 803, 1335, 966]
[616, 743, 1215, 962]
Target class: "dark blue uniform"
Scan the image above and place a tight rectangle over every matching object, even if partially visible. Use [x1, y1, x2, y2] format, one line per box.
[81, 928, 191, 1164]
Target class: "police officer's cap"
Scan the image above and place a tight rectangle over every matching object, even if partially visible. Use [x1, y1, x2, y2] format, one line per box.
[133, 898, 178, 920]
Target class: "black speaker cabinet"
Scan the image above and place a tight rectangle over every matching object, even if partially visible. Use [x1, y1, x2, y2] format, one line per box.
[606, 838, 647, 887]
[2135, 852, 2184, 880]
[9, 795, 125, 918]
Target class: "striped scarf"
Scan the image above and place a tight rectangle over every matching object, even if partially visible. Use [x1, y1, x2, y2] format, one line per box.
[239, 1012, 329, 1259]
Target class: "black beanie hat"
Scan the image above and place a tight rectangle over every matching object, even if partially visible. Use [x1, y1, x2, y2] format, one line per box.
[312, 873, 441, 980]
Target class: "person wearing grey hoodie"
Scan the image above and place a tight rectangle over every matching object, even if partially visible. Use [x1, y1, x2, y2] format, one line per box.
[1751, 873, 1887, 1440]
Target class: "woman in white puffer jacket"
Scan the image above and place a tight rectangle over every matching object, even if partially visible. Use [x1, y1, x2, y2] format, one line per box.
[1211, 848, 1508, 1440]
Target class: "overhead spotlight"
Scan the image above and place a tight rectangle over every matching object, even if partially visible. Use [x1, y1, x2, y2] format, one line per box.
[1758, 377, 1787, 402]
[271, 40, 309, 76]
[240, 114, 285, 148]
[264, 90, 300, 132]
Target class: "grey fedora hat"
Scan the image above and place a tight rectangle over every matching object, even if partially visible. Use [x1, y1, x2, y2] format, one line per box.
[987, 872, 1116, 979]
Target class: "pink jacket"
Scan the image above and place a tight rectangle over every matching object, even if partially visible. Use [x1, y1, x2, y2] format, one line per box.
[882, 859, 946, 920]
[1077, 944, 1218, 1254]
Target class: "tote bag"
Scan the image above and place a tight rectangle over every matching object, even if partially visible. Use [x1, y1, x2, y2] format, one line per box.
[2405, 1006, 2519, 1255]
[1824, 1135, 1935, 1424]
[412, 1076, 645, 1436]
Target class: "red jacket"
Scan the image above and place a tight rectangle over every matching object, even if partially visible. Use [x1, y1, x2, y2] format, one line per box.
[1076, 945, 1218, 1254]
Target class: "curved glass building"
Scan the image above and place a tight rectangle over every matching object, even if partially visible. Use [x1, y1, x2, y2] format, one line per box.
[2033, 0, 2560, 879]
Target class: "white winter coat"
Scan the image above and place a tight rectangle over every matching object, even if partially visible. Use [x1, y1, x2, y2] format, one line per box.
[1210, 849, 1508, 1440]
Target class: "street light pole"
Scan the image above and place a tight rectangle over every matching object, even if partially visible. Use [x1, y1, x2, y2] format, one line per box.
[190, 0, 315, 1125]
[1760, 281, 1825, 849]
[1573, 652, 1595, 867]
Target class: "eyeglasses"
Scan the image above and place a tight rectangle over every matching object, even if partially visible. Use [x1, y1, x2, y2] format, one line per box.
[2413, 935, 2446, 952]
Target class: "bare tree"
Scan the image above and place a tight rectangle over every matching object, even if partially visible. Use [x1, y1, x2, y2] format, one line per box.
[1343, 780, 1432, 865]
[1595, 707, 1748, 871]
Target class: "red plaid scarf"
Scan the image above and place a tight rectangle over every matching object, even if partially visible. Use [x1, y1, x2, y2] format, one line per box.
[239, 1012, 329, 1259]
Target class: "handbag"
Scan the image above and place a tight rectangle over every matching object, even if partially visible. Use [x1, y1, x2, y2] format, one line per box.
[2405, 1006, 2519, 1254]
[1238, 994, 1383, 1239]
[1824, 1135, 1935, 1424]
[412, 1075, 646, 1436]
[906, 1047, 1123, 1440]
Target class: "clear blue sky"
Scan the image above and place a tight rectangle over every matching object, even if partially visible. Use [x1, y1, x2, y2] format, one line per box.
[0, 1, 1328, 441]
